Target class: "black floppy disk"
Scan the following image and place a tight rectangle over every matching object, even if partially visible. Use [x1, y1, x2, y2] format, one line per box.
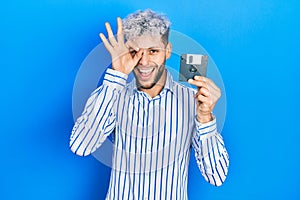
[179, 54, 208, 81]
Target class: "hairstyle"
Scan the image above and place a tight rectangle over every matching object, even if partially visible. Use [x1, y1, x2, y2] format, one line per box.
[122, 9, 171, 45]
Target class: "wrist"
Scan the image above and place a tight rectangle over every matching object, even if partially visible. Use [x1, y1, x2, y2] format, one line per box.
[114, 68, 131, 75]
[110, 65, 130, 75]
[112, 66, 128, 75]
[197, 113, 213, 124]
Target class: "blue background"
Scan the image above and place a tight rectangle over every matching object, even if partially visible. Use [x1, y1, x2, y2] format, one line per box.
[1, 0, 299, 199]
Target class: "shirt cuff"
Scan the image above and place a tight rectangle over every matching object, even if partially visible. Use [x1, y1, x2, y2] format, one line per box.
[195, 114, 217, 138]
[103, 68, 128, 90]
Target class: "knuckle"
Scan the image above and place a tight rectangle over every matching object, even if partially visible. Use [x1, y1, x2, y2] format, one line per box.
[216, 90, 221, 99]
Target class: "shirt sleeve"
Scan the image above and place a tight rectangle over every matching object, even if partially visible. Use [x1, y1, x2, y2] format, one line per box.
[69, 68, 128, 156]
[192, 115, 230, 186]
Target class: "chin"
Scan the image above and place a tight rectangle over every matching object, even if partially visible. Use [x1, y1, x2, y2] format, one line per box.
[138, 80, 156, 89]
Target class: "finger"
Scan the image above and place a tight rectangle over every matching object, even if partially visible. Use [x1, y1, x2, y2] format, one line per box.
[132, 50, 143, 64]
[193, 76, 210, 89]
[197, 94, 210, 104]
[188, 79, 208, 89]
[117, 17, 124, 44]
[105, 22, 118, 46]
[193, 76, 220, 97]
[191, 79, 219, 101]
[194, 76, 219, 91]
[126, 41, 140, 58]
[126, 40, 140, 52]
[195, 87, 210, 98]
[99, 33, 113, 52]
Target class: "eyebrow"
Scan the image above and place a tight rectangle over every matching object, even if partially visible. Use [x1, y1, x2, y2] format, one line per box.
[147, 46, 163, 49]
[129, 46, 164, 51]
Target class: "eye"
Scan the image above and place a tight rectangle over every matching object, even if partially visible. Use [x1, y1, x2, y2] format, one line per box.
[129, 50, 137, 57]
[149, 49, 159, 54]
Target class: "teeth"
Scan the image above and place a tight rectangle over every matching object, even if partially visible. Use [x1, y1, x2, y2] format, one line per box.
[139, 68, 153, 74]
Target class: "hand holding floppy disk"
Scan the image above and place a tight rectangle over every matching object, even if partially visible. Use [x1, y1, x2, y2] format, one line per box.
[181, 54, 221, 123]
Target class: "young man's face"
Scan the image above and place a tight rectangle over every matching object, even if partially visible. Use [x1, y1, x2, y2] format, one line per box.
[127, 35, 172, 89]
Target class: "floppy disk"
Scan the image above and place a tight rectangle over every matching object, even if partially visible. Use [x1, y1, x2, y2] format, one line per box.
[179, 54, 208, 81]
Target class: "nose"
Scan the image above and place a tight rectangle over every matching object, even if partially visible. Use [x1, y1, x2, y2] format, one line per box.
[139, 50, 150, 66]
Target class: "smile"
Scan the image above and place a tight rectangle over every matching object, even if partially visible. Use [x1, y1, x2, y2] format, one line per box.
[137, 67, 155, 79]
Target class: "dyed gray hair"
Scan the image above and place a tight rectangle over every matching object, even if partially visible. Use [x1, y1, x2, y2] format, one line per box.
[122, 9, 171, 45]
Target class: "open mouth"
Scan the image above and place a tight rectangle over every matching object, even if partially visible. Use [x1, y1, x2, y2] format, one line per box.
[137, 67, 155, 79]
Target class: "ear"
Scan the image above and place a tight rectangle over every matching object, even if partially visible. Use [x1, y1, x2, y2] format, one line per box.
[165, 42, 172, 60]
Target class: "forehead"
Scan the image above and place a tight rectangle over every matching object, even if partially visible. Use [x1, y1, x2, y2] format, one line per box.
[127, 35, 165, 49]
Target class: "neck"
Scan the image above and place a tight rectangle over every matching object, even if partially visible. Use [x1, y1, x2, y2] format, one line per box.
[139, 70, 167, 98]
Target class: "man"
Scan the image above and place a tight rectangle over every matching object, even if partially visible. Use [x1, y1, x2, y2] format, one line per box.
[70, 9, 229, 200]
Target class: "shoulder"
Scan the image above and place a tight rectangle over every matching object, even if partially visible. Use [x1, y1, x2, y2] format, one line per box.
[120, 81, 135, 96]
[172, 80, 197, 96]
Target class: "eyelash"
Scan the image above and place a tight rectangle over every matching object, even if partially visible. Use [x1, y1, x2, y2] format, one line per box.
[129, 49, 160, 57]
[130, 50, 137, 56]
[149, 49, 159, 54]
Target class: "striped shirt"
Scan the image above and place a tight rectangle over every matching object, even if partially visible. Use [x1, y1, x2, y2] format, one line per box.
[70, 68, 229, 200]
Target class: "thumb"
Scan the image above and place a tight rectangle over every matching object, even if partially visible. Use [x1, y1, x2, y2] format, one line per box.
[132, 50, 143, 65]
